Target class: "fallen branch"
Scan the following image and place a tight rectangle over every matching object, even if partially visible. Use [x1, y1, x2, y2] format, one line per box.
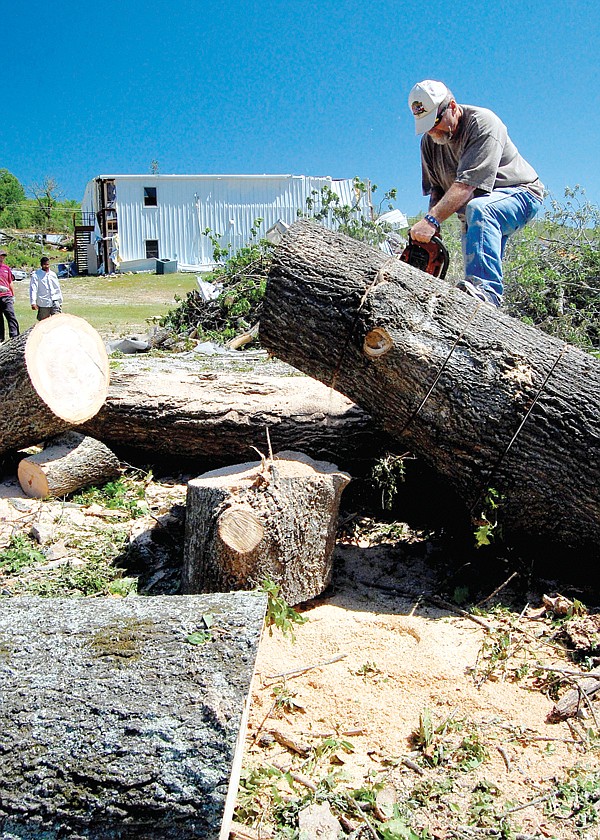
[268, 729, 310, 757]
[263, 653, 347, 682]
[475, 572, 519, 608]
[549, 666, 600, 721]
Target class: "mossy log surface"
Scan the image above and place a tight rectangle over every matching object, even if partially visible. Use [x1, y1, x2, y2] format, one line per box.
[0, 593, 266, 839]
[260, 220, 600, 554]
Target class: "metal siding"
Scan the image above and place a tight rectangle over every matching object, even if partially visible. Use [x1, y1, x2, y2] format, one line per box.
[82, 175, 371, 270]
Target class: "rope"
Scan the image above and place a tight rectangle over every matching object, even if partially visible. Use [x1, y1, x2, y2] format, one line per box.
[469, 343, 569, 514]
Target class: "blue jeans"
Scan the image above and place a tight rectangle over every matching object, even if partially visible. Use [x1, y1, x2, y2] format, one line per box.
[461, 188, 542, 298]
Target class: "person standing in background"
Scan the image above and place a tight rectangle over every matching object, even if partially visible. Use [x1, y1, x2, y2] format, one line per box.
[30, 256, 63, 320]
[0, 249, 20, 342]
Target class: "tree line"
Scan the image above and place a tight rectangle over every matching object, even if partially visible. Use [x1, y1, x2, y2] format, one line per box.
[0, 169, 80, 234]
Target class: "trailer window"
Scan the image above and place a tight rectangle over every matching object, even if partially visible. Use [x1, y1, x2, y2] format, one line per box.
[145, 240, 159, 259]
[144, 186, 157, 207]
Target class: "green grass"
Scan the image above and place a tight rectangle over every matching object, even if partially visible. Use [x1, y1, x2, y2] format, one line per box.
[12, 271, 199, 339]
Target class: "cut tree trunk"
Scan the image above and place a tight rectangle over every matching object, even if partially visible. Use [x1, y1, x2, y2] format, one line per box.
[259, 220, 600, 553]
[0, 593, 266, 840]
[182, 451, 350, 605]
[0, 314, 109, 456]
[18, 432, 120, 499]
[81, 360, 387, 468]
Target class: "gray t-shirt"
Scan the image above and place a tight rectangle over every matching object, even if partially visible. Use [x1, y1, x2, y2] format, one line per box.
[421, 105, 543, 207]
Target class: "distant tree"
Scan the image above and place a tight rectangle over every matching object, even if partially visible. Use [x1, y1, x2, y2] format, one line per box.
[0, 169, 26, 227]
[30, 177, 63, 228]
[150, 159, 160, 174]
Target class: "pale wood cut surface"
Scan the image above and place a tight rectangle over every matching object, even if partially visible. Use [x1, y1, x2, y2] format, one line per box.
[0, 315, 109, 456]
[18, 432, 120, 499]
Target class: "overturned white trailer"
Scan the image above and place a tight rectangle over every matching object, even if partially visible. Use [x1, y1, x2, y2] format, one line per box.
[78, 173, 374, 274]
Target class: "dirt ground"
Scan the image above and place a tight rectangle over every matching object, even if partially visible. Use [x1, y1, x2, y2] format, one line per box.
[1, 466, 599, 839]
[1, 347, 599, 839]
[235, 522, 600, 840]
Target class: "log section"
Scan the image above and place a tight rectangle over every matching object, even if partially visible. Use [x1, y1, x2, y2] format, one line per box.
[18, 432, 120, 499]
[259, 220, 600, 553]
[0, 314, 109, 456]
[81, 361, 387, 468]
[0, 594, 266, 839]
[182, 451, 350, 605]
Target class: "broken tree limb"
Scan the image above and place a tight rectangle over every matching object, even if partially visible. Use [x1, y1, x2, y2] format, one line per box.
[182, 451, 350, 605]
[0, 314, 109, 457]
[259, 220, 600, 553]
[80, 359, 388, 468]
[549, 666, 600, 721]
[17, 432, 120, 499]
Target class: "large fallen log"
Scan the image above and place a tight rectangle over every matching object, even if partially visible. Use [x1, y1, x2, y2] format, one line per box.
[182, 451, 350, 605]
[0, 314, 109, 457]
[259, 220, 600, 553]
[81, 359, 387, 468]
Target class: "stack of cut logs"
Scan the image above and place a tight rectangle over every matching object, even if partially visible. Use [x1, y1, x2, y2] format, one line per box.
[0, 312, 354, 605]
[0, 314, 116, 497]
[3, 220, 600, 589]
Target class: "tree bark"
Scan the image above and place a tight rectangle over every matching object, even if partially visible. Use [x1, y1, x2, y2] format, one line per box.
[81, 362, 387, 469]
[0, 593, 266, 840]
[18, 432, 120, 499]
[182, 451, 350, 605]
[259, 220, 600, 553]
[550, 666, 600, 721]
[0, 314, 109, 456]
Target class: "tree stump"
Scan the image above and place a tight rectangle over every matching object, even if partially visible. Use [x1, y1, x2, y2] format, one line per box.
[259, 220, 600, 554]
[0, 314, 109, 456]
[18, 432, 120, 499]
[182, 451, 350, 605]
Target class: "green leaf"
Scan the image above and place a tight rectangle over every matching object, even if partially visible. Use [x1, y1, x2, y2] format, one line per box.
[186, 630, 211, 645]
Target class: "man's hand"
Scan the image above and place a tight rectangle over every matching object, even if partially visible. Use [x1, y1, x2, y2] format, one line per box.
[31, 304, 38, 310]
[410, 217, 438, 243]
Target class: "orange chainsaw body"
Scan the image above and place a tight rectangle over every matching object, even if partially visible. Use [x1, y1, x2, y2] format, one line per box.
[400, 234, 449, 280]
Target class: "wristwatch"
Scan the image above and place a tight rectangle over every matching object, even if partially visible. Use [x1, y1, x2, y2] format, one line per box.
[424, 213, 441, 230]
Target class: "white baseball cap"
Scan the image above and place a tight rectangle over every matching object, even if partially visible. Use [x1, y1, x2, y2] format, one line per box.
[408, 80, 450, 135]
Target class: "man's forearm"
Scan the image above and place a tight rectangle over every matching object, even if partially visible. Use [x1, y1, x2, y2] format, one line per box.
[428, 188, 444, 212]
[411, 182, 475, 242]
[429, 182, 474, 223]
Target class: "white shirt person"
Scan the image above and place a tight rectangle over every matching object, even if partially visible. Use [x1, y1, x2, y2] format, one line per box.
[30, 257, 63, 320]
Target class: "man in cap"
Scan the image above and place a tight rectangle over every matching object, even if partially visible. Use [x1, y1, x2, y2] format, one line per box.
[408, 80, 543, 306]
[0, 249, 20, 342]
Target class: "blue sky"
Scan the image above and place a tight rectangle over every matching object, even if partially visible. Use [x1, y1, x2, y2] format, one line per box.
[3, 0, 599, 217]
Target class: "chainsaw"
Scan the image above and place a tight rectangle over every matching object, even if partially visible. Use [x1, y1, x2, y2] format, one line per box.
[400, 234, 449, 280]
